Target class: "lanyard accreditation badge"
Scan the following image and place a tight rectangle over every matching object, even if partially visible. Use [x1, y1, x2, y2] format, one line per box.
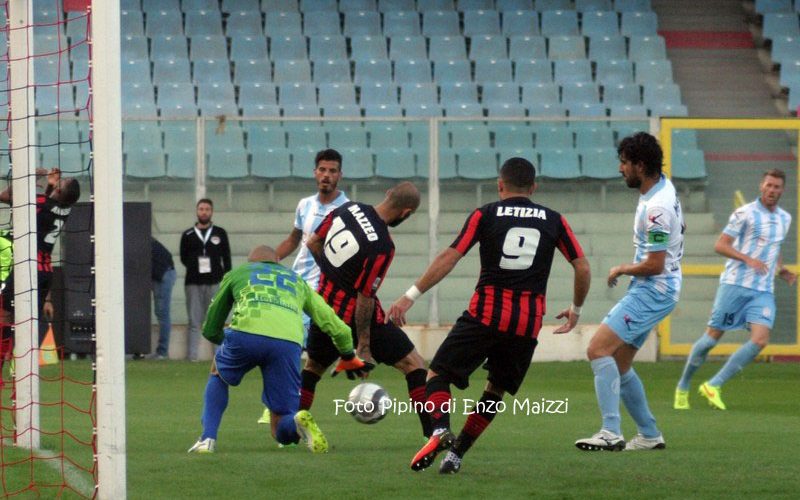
[194, 225, 213, 274]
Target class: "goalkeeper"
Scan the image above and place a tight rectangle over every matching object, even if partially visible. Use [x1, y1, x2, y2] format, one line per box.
[188, 245, 367, 454]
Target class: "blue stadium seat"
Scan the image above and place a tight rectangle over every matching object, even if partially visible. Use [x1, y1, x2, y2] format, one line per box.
[226, 10, 264, 36]
[263, 0, 300, 11]
[121, 0, 140, 9]
[458, 149, 499, 179]
[389, 35, 427, 60]
[354, 59, 392, 84]
[509, 36, 548, 60]
[787, 85, 800, 113]
[487, 102, 527, 116]
[384, 11, 422, 36]
[318, 82, 357, 106]
[395, 59, 433, 83]
[185, 10, 224, 37]
[635, 60, 673, 84]
[291, 148, 318, 179]
[614, 0, 652, 12]
[34, 57, 70, 85]
[222, 0, 261, 12]
[470, 35, 508, 60]
[304, 11, 341, 36]
[418, 0, 456, 12]
[589, 35, 626, 61]
[762, 12, 800, 40]
[278, 83, 316, 109]
[536, 0, 572, 10]
[423, 11, 461, 36]
[166, 147, 196, 179]
[308, 35, 347, 61]
[536, 126, 573, 150]
[360, 82, 398, 105]
[122, 35, 149, 60]
[464, 10, 502, 36]
[649, 102, 688, 117]
[548, 35, 587, 60]
[375, 149, 417, 178]
[579, 147, 618, 179]
[400, 83, 438, 105]
[429, 36, 468, 61]
[779, 59, 800, 87]
[671, 128, 698, 150]
[301, 0, 338, 11]
[208, 149, 249, 179]
[575, 127, 614, 149]
[242, 103, 281, 116]
[339, 0, 378, 12]
[582, 11, 620, 37]
[153, 58, 192, 84]
[492, 124, 533, 150]
[771, 36, 800, 64]
[351, 35, 389, 61]
[497, 0, 534, 10]
[539, 149, 580, 178]
[627, 35, 667, 62]
[126, 147, 167, 178]
[344, 11, 382, 36]
[475, 59, 514, 83]
[527, 103, 567, 116]
[327, 125, 368, 149]
[596, 60, 634, 85]
[39, 145, 83, 171]
[190, 35, 228, 61]
[35, 86, 76, 116]
[121, 10, 145, 36]
[286, 125, 326, 150]
[122, 84, 158, 118]
[642, 82, 681, 106]
[197, 83, 238, 115]
[40, 120, 81, 147]
[621, 11, 658, 36]
[434, 60, 472, 83]
[369, 123, 409, 149]
[339, 149, 374, 178]
[440, 82, 479, 105]
[230, 35, 268, 62]
[363, 103, 404, 116]
[576, 0, 613, 11]
[554, 59, 592, 83]
[603, 82, 641, 105]
[269, 36, 307, 61]
[405, 103, 444, 116]
[521, 82, 559, 105]
[379, 0, 416, 11]
[450, 123, 491, 149]
[163, 122, 197, 151]
[251, 149, 292, 178]
[425, 149, 457, 179]
[671, 149, 707, 179]
[515, 59, 553, 83]
[323, 104, 362, 117]
[184, 0, 218, 9]
[502, 10, 540, 36]
[445, 103, 484, 116]
[234, 59, 272, 84]
[541, 10, 580, 37]
[459, 0, 495, 10]
[608, 104, 648, 117]
[265, 12, 303, 36]
[568, 102, 608, 116]
[273, 59, 312, 83]
[483, 82, 520, 104]
[314, 59, 352, 83]
[192, 59, 233, 84]
[246, 122, 286, 150]
[754, 0, 793, 14]
[144, 0, 179, 10]
[206, 123, 245, 155]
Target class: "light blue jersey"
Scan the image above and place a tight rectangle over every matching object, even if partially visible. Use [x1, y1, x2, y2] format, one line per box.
[719, 199, 791, 293]
[629, 174, 685, 301]
[291, 191, 349, 291]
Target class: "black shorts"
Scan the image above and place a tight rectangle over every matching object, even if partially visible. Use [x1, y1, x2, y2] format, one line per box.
[430, 315, 538, 395]
[1, 270, 52, 314]
[306, 319, 416, 368]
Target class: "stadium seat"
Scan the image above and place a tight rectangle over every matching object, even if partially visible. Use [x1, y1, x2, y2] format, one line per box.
[122, 35, 149, 61]
[671, 149, 707, 179]
[635, 60, 673, 84]
[509, 36, 548, 60]
[771, 36, 800, 64]
[185, 10, 224, 37]
[779, 59, 800, 87]
[482, 82, 520, 104]
[541, 10, 580, 37]
[459, 0, 494, 10]
[439, 82, 479, 105]
[207, 149, 249, 179]
[475, 59, 514, 83]
[340, 148, 374, 178]
[234, 59, 272, 84]
[265, 12, 303, 36]
[379, 0, 415, 11]
[39, 145, 83, 171]
[589, 35, 626, 61]
[608, 104, 648, 117]
[122, 84, 158, 118]
[327, 125, 368, 149]
[539, 149, 580, 178]
[205, 123, 245, 155]
[339, 0, 378, 12]
[354, 59, 392, 83]
[384, 11, 421, 36]
[497, 0, 534, 9]
[621, 11, 658, 36]
[251, 149, 292, 178]
[470, 35, 508, 60]
[429, 36, 468, 61]
[163, 122, 197, 151]
[246, 123, 286, 150]
[515, 59, 553, 83]
[286, 125, 326, 151]
[34, 57, 70, 85]
[596, 60, 634, 85]
[222, 0, 261, 12]
[537, 0, 572, 10]
[575, 127, 614, 149]
[143, 0, 178, 10]
[157, 83, 198, 117]
[375, 148, 417, 178]
[521, 82, 559, 105]
[554, 60, 593, 83]
[762, 13, 800, 40]
[502, 10, 540, 36]
[360, 82, 398, 106]
[434, 60, 472, 83]
[671, 128, 698, 150]
[273, 59, 312, 83]
[122, 121, 161, 152]
[126, 147, 167, 179]
[582, 11, 620, 37]
[405, 103, 444, 116]
[323, 104, 362, 116]
[527, 103, 567, 116]
[576, 0, 613, 11]
[197, 83, 238, 116]
[309, 35, 347, 61]
[149, 35, 187, 62]
[301, 0, 338, 11]
[390, 36, 427, 60]
[492, 123, 533, 150]
[190, 35, 228, 61]
[318, 82, 357, 106]
[304, 10, 341, 36]
[418, 0, 456, 12]
[121, 9, 145, 36]
[649, 102, 688, 117]
[278, 82, 317, 107]
[548, 35, 586, 60]
[314, 59, 352, 83]
[487, 102, 527, 116]
[226, 10, 264, 36]
[369, 123, 409, 149]
[291, 148, 317, 178]
[166, 147, 196, 179]
[422, 11, 461, 36]
[230, 35, 268, 62]
[458, 149, 499, 179]
[463, 10, 502, 36]
[604, 83, 641, 105]
[363, 103, 404, 116]
[269, 36, 307, 61]
[579, 147, 619, 179]
[569, 102, 608, 116]
[536, 127, 573, 150]
[351, 36, 389, 61]
[614, 0, 652, 11]
[400, 83, 438, 105]
[192, 59, 233, 85]
[445, 103, 484, 116]
[395, 59, 433, 83]
[344, 11, 382, 36]
[754, 0, 793, 14]
[627, 35, 667, 62]
[450, 123, 491, 149]
[425, 149, 457, 179]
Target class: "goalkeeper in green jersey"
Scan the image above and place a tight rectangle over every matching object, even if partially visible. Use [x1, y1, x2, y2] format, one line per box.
[188, 245, 369, 454]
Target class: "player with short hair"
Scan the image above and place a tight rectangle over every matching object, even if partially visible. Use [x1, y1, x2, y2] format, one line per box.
[388, 157, 590, 474]
[675, 169, 795, 410]
[300, 181, 433, 438]
[257, 148, 349, 424]
[575, 132, 684, 452]
[188, 245, 366, 454]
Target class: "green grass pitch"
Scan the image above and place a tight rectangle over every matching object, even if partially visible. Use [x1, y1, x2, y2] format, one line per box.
[3, 359, 800, 498]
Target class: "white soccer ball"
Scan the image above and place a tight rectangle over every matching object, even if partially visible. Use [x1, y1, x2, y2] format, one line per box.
[347, 382, 391, 424]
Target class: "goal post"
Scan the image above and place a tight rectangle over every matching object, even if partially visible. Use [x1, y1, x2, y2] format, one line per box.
[659, 117, 800, 356]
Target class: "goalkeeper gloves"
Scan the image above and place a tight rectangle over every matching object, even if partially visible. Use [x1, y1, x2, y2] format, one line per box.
[332, 351, 375, 380]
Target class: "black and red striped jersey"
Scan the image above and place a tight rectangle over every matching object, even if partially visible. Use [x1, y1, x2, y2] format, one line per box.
[450, 196, 584, 338]
[36, 195, 71, 273]
[314, 201, 394, 325]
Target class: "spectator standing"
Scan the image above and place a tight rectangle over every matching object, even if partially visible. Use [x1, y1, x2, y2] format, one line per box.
[150, 238, 176, 359]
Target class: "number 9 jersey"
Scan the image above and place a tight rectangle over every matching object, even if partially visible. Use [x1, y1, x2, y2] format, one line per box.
[313, 202, 395, 325]
[451, 196, 584, 338]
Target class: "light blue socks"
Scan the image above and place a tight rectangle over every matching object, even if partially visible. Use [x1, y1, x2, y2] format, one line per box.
[620, 368, 659, 438]
[677, 332, 718, 390]
[709, 340, 762, 387]
[591, 356, 621, 435]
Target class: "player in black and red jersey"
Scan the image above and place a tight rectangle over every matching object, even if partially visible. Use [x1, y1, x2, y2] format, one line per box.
[0, 167, 80, 382]
[301, 181, 433, 437]
[388, 157, 591, 474]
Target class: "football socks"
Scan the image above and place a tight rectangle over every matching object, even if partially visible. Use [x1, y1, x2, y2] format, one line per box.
[406, 368, 432, 438]
[677, 332, 718, 391]
[300, 370, 321, 411]
[201, 374, 229, 440]
[591, 356, 621, 436]
[709, 340, 762, 388]
[619, 368, 659, 439]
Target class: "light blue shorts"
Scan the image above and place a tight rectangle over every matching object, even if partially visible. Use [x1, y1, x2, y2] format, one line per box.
[708, 283, 775, 330]
[603, 285, 678, 349]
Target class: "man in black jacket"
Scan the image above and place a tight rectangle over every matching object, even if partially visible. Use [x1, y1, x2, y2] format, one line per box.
[150, 238, 176, 359]
[179, 199, 231, 361]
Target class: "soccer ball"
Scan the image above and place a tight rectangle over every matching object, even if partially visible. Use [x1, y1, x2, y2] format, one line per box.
[347, 382, 391, 424]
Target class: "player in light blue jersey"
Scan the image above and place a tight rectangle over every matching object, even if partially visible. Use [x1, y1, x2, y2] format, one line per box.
[258, 149, 348, 425]
[576, 132, 684, 452]
[675, 169, 795, 411]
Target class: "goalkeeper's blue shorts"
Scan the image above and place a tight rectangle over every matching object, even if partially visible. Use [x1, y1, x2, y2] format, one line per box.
[214, 328, 302, 416]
